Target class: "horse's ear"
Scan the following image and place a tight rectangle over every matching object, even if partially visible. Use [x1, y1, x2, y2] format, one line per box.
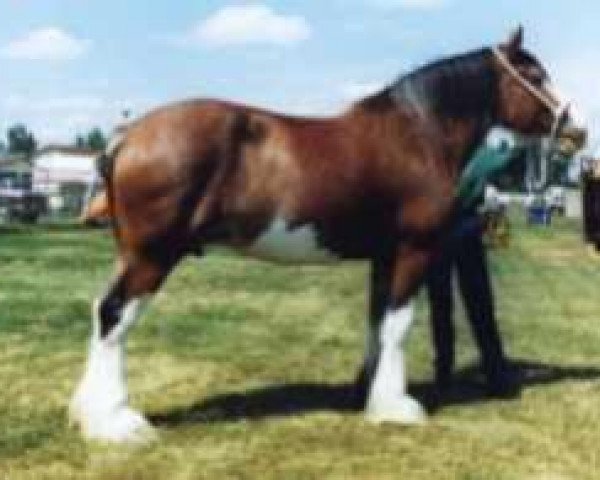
[503, 25, 524, 53]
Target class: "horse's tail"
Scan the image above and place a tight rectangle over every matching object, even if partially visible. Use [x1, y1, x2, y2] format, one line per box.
[97, 128, 126, 182]
[80, 130, 126, 225]
[80, 189, 112, 225]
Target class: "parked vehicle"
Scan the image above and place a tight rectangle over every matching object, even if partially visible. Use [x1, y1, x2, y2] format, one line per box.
[0, 187, 48, 223]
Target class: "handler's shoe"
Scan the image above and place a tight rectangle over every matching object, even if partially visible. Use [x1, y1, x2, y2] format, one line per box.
[485, 363, 522, 399]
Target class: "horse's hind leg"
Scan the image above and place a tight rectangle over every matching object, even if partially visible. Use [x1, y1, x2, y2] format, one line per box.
[70, 254, 173, 443]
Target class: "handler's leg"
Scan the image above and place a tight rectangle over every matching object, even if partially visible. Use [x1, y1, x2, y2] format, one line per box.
[70, 256, 172, 442]
[455, 230, 518, 396]
[365, 246, 431, 424]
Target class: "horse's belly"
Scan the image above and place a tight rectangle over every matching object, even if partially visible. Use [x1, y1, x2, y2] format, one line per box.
[241, 218, 339, 264]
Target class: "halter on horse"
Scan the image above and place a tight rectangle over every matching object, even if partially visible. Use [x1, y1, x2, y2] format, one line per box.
[70, 27, 586, 442]
[492, 46, 578, 193]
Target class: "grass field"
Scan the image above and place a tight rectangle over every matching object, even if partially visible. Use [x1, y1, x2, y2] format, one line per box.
[1, 213, 600, 479]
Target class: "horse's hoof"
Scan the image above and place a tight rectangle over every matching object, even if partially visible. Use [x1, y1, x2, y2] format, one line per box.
[70, 405, 156, 444]
[365, 395, 427, 425]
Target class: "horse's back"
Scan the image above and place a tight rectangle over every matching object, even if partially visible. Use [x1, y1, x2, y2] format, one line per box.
[106, 97, 392, 260]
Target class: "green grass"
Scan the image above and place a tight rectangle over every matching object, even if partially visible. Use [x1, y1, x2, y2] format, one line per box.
[1, 214, 600, 479]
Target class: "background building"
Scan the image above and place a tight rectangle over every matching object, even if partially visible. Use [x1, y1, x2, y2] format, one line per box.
[32, 145, 99, 214]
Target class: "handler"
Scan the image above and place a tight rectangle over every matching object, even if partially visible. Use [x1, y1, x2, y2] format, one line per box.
[427, 145, 519, 397]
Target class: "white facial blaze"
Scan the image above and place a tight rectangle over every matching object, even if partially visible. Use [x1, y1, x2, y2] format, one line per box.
[245, 217, 338, 264]
[70, 296, 154, 443]
[365, 302, 426, 424]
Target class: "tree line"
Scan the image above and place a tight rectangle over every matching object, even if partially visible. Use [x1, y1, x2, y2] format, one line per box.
[0, 124, 108, 158]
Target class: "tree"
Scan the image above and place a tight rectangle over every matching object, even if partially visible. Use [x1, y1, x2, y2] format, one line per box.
[86, 128, 107, 151]
[73, 128, 107, 151]
[7, 124, 36, 157]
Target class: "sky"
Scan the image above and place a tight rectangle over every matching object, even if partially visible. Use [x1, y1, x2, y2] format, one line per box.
[1, 0, 599, 152]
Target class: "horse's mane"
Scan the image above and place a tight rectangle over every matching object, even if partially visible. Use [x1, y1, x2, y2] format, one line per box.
[358, 48, 498, 120]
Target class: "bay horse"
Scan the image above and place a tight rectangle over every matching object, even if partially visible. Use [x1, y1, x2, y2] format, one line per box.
[70, 27, 586, 442]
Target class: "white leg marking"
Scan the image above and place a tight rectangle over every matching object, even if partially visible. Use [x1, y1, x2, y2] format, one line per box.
[365, 301, 426, 424]
[70, 297, 155, 443]
[362, 317, 379, 381]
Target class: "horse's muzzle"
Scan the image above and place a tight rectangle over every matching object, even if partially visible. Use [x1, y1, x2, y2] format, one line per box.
[558, 125, 587, 155]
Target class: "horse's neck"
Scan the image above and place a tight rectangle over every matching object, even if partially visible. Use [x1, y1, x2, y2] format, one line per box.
[390, 55, 497, 175]
[380, 107, 492, 181]
[346, 85, 495, 181]
[437, 116, 492, 175]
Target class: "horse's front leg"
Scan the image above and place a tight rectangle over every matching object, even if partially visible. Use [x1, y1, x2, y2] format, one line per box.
[364, 244, 432, 424]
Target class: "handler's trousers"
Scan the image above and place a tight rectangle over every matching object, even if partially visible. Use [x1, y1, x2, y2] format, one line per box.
[426, 214, 507, 386]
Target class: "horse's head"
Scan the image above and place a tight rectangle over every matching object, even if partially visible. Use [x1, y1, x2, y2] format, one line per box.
[493, 26, 587, 153]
